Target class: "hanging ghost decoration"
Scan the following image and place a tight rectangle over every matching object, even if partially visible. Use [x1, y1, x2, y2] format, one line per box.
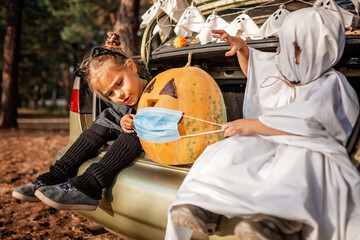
[152, 15, 172, 39]
[196, 10, 229, 45]
[161, 0, 189, 23]
[175, 2, 205, 37]
[257, 8, 290, 38]
[351, 0, 359, 15]
[220, 13, 260, 41]
[140, 1, 162, 28]
[314, 0, 353, 27]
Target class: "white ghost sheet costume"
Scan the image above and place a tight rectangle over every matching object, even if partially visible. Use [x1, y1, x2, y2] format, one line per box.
[314, 0, 353, 27]
[165, 8, 360, 240]
[174, 2, 205, 38]
[196, 10, 229, 45]
[220, 13, 260, 41]
[161, 0, 189, 23]
[256, 8, 290, 38]
[140, 1, 162, 28]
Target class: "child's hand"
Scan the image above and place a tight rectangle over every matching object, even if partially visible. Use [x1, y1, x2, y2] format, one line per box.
[120, 114, 135, 133]
[222, 119, 295, 137]
[221, 119, 256, 137]
[212, 30, 245, 57]
[212, 30, 249, 76]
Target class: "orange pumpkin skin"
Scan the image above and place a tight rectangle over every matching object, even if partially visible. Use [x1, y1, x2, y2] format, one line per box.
[173, 36, 187, 48]
[137, 66, 227, 165]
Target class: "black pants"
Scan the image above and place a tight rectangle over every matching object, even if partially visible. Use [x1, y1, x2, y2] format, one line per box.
[37, 123, 141, 200]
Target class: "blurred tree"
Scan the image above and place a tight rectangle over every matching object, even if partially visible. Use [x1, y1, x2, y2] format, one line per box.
[0, 0, 145, 119]
[114, 0, 140, 56]
[19, 0, 119, 110]
[46, 0, 119, 109]
[0, 1, 9, 72]
[0, 0, 23, 128]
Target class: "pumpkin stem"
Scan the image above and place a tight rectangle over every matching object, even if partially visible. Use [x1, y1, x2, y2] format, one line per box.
[185, 51, 193, 68]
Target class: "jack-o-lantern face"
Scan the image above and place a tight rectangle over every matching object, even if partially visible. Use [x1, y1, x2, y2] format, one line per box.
[141, 76, 180, 110]
[137, 66, 227, 165]
[144, 78, 178, 99]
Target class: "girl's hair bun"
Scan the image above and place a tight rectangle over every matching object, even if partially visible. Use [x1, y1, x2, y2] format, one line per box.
[105, 32, 121, 48]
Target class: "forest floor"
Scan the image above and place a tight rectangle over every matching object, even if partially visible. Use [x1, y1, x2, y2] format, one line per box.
[0, 114, 126, 240]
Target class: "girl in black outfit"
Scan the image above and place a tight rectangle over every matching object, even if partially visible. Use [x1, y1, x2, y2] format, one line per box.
[12, 32, 151, 211]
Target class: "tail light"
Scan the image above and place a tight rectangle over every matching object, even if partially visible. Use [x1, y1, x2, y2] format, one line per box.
[70, 77, 80, 113]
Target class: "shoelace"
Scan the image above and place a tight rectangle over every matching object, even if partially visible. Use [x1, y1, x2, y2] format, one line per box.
[32, 180, 46, 188]
[59, 182, 77, 192]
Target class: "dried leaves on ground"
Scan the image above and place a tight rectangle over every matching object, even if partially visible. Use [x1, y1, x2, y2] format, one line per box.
[0, 128, 123, 240]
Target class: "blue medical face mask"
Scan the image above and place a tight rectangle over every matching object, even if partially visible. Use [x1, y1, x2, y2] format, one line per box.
[133, 107, 223, 143]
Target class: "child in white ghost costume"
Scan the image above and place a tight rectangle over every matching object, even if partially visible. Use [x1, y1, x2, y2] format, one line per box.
[165, 7, 360, 240]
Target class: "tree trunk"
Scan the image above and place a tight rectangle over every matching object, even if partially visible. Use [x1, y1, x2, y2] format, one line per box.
[114, 0, 140, 56]
[0, 0, 23, 128]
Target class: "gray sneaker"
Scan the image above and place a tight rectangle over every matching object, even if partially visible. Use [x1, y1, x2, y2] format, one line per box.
[170, 204, 221, 235]
[234, 217, 302, 240]
[234, 219, 283, 240]
[34, 182, 99, 211]
[12, 180, 46, 202]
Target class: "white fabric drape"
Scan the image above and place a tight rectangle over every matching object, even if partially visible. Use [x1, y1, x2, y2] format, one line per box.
[313, 0, 353, 27]
[256, 8, 290, 38]
[275, 7, 345, 86]
[161, 0, 189, 23]
[351, 0, 360, 15]
[165, 8, 360, 240]
[222, 13, 259, 40]
[152, 15, 172, 38]
[196, 10, 229, 45]
[175, 2, 205, 37]
[140, 1, 162, 28]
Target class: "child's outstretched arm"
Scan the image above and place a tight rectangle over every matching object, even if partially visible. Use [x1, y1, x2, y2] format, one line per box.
[212, 30, 249, 76]
[222, 119, 296, 137]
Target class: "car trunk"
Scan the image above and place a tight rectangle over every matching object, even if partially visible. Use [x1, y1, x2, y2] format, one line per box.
[56, 1, 360, 238]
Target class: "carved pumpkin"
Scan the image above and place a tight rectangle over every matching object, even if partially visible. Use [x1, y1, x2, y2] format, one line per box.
[137, 58, 227, 165]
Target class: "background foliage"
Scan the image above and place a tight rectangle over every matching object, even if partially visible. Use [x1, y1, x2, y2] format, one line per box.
[0, 0, 147, 111]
